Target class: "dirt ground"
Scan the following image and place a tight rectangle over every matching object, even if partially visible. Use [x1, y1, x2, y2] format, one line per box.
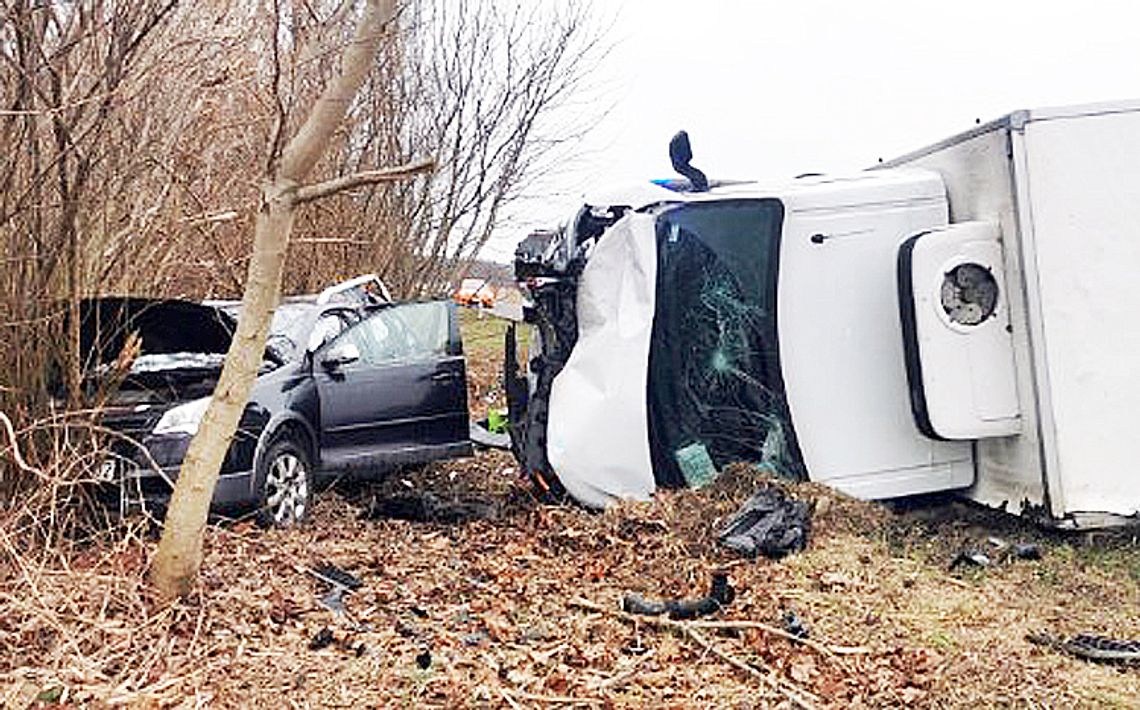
[2, 309, 1140, 708]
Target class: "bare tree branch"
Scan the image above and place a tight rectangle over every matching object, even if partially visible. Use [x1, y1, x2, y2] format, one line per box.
[294, 157, 433, 204]
[279, 0, 395, 181]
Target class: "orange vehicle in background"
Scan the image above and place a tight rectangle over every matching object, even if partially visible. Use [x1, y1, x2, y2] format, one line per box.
[453, 278, 497, 308]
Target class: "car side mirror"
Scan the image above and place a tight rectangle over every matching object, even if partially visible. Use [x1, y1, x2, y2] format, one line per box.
[320, 341, 360, 369]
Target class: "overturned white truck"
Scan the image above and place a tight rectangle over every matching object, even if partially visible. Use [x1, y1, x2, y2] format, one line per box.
[506, 99, 1140, 528]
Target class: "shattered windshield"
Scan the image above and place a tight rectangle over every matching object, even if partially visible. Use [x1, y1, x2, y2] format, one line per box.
[647, 199, 800, 486]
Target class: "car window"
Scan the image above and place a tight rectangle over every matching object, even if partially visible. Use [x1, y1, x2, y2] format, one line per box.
[266, 302, 317, 360]
[308, 311, 354, 352]
[337, 302, 449, 366]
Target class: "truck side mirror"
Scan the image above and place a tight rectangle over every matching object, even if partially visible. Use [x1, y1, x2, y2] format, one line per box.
[898, 221, 1020, 440]
[669, 130, 709, 192]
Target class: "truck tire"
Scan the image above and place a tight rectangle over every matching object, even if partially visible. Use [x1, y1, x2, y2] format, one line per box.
[256, 437, 313, 528]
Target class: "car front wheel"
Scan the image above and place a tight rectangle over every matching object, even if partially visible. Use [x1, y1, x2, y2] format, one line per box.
[257, 438, 312, 528]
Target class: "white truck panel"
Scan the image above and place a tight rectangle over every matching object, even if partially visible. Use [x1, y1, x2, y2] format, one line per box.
[886, 100, 1140, 524]
[882, 121, 1048, 513]
[1021, 110, 1140, 519]
[779, 177, 973, 499]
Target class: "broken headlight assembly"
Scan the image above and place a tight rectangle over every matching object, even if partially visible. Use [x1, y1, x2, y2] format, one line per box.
[152, 396, 212, 436]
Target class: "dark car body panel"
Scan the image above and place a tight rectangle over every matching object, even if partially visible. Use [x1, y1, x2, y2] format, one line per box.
[92, 297, 472, 515]
[315, 354, 466, 454]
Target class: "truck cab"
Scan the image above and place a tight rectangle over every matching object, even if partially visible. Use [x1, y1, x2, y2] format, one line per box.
[510, 101, 1140, 528]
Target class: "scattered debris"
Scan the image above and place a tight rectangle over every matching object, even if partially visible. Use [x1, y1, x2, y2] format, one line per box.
[987, 537, 1042, 562]
[363, 491, 498, 524]
[309, 563, 363, 590]
[1013, 542, 1042, 560]
[783, 610, 809, 640]
[949, 550, 992, 570]
[717, 485, 811, 559]
[1027, 631, 1140, 665]
[470, 419, 511, 450]
[952, 540, 1041, 570]
[415, 650, 433, 669]
[302, 563, 363, 614]
[572, 596, 820, 708]
[309, 627, 335, 651]
[621, 571, 735, 620]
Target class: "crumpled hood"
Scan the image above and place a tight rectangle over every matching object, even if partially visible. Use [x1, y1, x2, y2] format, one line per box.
[545, 212, 659, 508]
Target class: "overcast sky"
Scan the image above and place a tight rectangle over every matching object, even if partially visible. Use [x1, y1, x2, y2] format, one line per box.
[480, 0, 1140, 260]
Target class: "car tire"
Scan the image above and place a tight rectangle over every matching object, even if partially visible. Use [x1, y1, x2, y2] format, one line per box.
[256, 437, 313, 528]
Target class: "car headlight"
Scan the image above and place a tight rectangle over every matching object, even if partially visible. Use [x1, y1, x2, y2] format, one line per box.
[153, 396, 212, 436]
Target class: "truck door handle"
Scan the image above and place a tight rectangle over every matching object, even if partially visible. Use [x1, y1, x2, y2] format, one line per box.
[431, 371, 459, 383]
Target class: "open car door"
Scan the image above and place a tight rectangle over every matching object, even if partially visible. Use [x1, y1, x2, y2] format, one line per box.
[314, 301, 471, 474]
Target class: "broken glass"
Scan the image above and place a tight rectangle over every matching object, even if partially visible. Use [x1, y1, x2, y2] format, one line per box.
[648, 199, 803, 487]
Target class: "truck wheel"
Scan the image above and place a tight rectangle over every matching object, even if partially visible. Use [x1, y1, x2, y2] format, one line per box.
[256, 438, 313, 528]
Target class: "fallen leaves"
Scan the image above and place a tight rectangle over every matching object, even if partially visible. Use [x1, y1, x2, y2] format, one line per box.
[2, 453, 1140, 707]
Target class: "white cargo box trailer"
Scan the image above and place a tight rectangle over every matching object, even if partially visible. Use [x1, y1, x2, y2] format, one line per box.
[511, 100, 1140, 528]
[880, 100, 1140, 527]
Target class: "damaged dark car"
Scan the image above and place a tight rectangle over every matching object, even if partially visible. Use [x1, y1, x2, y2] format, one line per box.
[86, 276, 471, 526]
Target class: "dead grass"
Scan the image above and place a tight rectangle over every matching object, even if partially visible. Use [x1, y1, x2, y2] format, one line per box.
[2, 312, 1139, 708]
[460, 307, 518, 422]
[4, 458, 1139, 708]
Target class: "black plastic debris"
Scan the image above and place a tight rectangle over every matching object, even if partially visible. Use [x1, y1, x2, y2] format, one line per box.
[979, 537, 1043, 564]
[718, 486, 812, 559]
[782, 610, 809, 640]
[1013, 543, 1042, 560]
[311, 563, 363, 590]
[309, 627, 335, 651]
[415, 650, 432, 669]
[308, 563, 363, 614]
[363, 492, 498, 524]
[622, 571, 735, 620]
[949, 550, 992, 570]
[1027, 631, 1140, 664]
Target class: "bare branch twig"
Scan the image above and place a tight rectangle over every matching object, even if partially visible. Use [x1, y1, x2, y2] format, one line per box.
[569, 597, 819, 710]
[0, 410, 43, 477]
[293, 158, 435, 205]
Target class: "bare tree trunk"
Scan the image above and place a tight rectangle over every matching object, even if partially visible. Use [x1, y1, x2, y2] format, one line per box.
[150, 0, 398, 600]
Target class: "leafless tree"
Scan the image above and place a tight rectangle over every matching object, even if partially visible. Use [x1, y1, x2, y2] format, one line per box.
[1, 0, 178, 404]
[149, 0, 433, 599]
[288, 0, 607, 296]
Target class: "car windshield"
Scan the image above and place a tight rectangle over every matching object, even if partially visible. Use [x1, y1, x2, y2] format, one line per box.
[218, 300, 317, 363]
[266, 302, 318, 361]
